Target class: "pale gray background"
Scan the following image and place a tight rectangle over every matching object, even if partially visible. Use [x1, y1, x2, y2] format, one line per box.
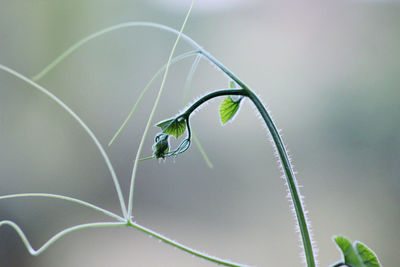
[0, 0, 399, 266]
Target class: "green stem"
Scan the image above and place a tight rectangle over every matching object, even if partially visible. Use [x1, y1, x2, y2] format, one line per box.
[245, 90, 315, 267]
[192, 134, 214, 168]
[182, 89, 246, 117]
[0, 64, 128, 219]
[196, 48, 316, 267]
[184, 53, 202, 104]
[198, 50, 248, 92]
[127, 0, 195, 220]
[31, 22, 201, 81]
[0, 217, 245, 266]
[179, 87, 316, 267]
[0, 221, 126, 255]
[127, 221, 246, 267]
[0, 193, 124, 222]
[108, 50, 199, 146]
[13, 15, 316, 265]
[123, 21, 316, 264]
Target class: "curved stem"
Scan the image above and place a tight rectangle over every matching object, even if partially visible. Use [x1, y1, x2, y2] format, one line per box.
[0, 193, 125, 222]
[182, 54, 214, 168]
[127, 0, 195, 220]
[177, 33, 316, 265]
[108, 50, 200, 146]
[31, 23, 201, 81]
[0, 64, 127, 219]
[127, 221, 247, 267]
[192, 134, 214, 168]
[0, 217, 246, 266]
[182, 89, 246, 117]
[95, 20, 316, 263]
[184, 53, 202, 104]
[0, 221, 125, 256]
[245, 90, 316, 267]
[16, 13, 315, 265]
[179, 87, 316, 266]
[198, 51, 248, 93]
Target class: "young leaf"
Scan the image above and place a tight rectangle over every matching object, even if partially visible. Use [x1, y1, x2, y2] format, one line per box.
[156, 118, 186, 139]
[219, 96, 242, 124]
[355, 242, 381, 267]
[334, 236, 363, 266]
[332, 236, 381, 267]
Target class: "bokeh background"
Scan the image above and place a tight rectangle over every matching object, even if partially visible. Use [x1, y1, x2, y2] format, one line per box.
[0, 0, 399, 266]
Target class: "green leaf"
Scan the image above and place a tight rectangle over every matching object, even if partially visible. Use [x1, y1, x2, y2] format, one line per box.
[156, 118, 186, 139]
[355, 242, 381, 267]
[332, 236, 381, 267]
[219, 96, 242, 124]
[334, 236, 363, 266]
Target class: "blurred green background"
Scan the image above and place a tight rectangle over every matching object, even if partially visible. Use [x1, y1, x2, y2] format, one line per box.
[0, 0, 399, 266]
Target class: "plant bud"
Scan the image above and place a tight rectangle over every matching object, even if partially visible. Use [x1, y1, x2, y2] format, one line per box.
[153, 133, 170, 159]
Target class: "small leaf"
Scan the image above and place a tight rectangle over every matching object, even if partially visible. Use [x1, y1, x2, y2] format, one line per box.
[229, 80, 236, 88]
[219, 96, 242, 124]
[355, 242, 381, 267]
[334, 236, 363, 266]
[332, 236, 381, 267]
[156, 118, 186, 139]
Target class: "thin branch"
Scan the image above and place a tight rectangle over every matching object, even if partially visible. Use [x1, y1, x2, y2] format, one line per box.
[182, 54, 213, 168]
[108, 50, 200, 146]
[31, 22, 201, 81]
[183, 53, 202, 104]
[0, 64, 127, 219]
[4, 6, 317, 265]
[0, 221, 125, 256]
[178, 86, 317, 266]
[192, 134, 214, 168]
[128, 221, 247, 267]
[0, 193, 125, 222]
[127, 1, 195, 220]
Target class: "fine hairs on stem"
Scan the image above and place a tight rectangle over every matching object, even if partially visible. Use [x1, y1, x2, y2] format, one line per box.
[1, 2, 381, 267]
[0, 2, 247, 266]
[0, 9, 308, 267]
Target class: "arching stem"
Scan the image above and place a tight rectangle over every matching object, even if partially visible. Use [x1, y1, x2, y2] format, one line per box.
[177, 86, 316, 267]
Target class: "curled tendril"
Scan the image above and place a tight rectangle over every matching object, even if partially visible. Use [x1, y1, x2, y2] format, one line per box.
[168, 138, 191, 156]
